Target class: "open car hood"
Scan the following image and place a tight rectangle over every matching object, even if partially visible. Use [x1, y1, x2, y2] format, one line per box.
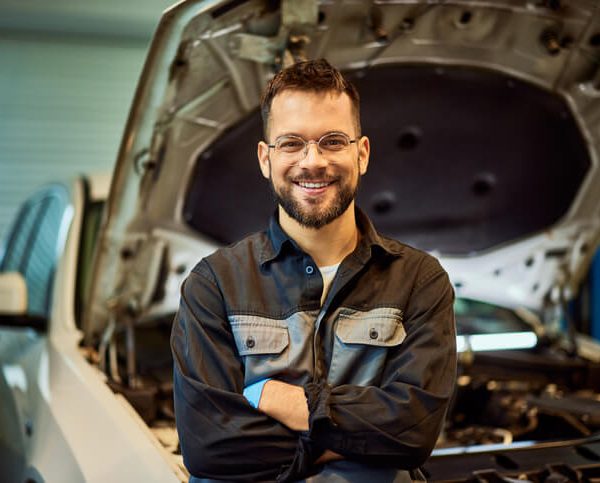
[85, 0, 600, 341]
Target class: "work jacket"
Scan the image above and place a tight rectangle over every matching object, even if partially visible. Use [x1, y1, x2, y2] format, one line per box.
[171, 208, 457, 482]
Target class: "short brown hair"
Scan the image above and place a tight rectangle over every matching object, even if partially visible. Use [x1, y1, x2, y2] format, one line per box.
[260, 59, 361, 139]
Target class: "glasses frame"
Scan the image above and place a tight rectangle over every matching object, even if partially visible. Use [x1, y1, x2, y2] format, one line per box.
[267, 131, 358, 160]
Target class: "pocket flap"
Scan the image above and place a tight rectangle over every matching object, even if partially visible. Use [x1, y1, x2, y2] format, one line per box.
[336, 311, 406, 347]
[230, 321, 289, 356]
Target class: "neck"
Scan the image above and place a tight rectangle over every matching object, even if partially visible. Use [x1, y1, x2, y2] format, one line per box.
[278, 203, 359, 267]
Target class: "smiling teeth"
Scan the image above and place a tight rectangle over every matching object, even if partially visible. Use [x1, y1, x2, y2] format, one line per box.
[299, 182, 330, 188]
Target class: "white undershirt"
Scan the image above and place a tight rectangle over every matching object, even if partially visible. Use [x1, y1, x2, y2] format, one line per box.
[319, 263, 341, 306]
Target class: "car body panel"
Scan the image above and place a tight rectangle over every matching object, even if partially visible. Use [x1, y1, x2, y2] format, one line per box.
[0, 177, 183, 482]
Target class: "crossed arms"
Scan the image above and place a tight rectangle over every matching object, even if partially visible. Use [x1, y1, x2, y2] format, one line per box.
[255, 380, 342, 464]
[171, 264, 456, 481]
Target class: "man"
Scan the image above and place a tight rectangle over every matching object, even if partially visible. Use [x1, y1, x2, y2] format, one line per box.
[172, 59, 457, 482]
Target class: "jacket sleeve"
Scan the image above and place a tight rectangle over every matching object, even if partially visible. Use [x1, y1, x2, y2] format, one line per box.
[171, 263, 318, 481]
[304, 260, 457, 469]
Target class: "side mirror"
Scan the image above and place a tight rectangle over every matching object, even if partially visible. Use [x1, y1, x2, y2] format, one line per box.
[0, 272, 27, 313]
[0, 272, 46, 331]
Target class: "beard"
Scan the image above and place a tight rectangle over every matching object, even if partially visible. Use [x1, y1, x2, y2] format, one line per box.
[269, 163, 360, 229]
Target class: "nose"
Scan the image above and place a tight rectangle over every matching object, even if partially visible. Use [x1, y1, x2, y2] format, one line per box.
[299, 141, 328, 169]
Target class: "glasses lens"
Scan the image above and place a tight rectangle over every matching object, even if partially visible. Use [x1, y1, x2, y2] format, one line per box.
[319, 133, 350, 152]
[275, 136, 305, 154]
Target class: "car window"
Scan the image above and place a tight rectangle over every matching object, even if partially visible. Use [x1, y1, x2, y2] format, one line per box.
[0, 201, 42, 273]
[75, 200, 104, 327]
[0, 186, 70, 316]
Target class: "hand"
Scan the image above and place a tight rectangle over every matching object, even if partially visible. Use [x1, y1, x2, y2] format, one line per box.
[258, 381, 345, 464]
[315, 449, 344, 464]
[259, 380, 309, 431]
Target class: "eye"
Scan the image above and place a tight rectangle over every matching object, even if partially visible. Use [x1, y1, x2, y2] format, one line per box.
[277, 138, 305, 152]
[320, 135, 348, 150]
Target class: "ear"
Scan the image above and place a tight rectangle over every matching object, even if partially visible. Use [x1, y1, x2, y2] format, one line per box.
[257, 141, 271, 179]
[357, 136, 370, 175]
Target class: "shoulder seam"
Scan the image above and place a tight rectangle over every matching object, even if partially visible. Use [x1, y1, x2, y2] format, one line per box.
[415, 263, 446, 290]
[191, 261, 220, 289]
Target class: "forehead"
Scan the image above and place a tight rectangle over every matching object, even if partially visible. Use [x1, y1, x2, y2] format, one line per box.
[268, 89, 355, 138]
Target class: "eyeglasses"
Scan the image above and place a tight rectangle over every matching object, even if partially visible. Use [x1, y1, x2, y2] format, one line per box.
[267, 132, 358, 160]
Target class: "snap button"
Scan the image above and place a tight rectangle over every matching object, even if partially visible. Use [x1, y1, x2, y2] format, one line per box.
[245, 336, 255, 349]
[369, 329, 378, 340]
[305, 265, 314, 275]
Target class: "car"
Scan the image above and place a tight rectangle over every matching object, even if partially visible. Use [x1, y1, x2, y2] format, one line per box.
[0, 175, 185, 482]
[3, 0, 600, 481]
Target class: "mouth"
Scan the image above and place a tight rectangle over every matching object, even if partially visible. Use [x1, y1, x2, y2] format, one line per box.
[296, 181, 334, 189]
[293, 179, 336, 195]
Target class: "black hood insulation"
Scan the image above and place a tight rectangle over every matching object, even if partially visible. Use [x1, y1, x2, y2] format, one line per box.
[183, 64, 590, 255]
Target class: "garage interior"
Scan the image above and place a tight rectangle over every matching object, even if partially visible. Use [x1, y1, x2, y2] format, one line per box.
[0, 0, 600, 482]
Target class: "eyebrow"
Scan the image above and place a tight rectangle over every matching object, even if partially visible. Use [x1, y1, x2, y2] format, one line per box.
[274, 130, 349, 140]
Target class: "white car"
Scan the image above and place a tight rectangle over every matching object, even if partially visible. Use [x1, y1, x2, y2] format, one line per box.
[0, 176, 185, 482]
[2, 0, 600, 481]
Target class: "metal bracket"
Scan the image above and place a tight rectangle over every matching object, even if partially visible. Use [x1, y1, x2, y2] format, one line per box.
[229, 0, 318, 64]
[282, 0, 318, 27]
[230, 32, 286, 63]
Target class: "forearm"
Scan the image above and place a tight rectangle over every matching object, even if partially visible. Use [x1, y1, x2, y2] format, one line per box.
[174, 368, 303, 480]
[303, 270, 457, 467]
[254, 375, 449, 468]
[257, 379, 343, 464]
[173, 271, 317, 480]
[259, 379, 310, 431]
[304, 380, 452, 467]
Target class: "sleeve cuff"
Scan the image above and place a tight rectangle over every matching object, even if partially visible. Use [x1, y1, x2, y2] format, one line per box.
[304, 381, 333, 430]
[243, 378, 271, 408]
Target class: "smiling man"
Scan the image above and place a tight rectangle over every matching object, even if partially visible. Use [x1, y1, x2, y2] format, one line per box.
[172, 59, 457, 482]
[258, 86, 367, 235]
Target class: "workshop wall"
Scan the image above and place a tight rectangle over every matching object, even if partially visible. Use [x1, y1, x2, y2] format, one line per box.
[0, 0, 174, 240]
[0, 35, 146, 239]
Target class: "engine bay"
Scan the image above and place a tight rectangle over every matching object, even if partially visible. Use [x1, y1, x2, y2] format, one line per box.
[86, 298, 600, 481]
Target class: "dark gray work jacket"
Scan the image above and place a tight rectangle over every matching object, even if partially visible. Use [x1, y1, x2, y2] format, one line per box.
[171, 208, 457, 482]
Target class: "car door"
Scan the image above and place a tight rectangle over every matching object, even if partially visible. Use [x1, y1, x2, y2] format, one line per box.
[0, 184, 77, 482]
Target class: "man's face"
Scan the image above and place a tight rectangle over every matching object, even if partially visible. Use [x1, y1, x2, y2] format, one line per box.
[257, 89, 370, 229]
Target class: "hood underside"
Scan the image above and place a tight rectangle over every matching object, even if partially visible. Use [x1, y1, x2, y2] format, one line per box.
[185, 63, 590, 254]
[86, 0, 600, 340]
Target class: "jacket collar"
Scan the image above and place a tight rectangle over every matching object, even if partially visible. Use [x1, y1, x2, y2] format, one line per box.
[259, 207, 403, 267]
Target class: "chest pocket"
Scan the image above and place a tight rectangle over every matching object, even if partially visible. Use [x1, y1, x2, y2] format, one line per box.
[336, 313, 406, 346]
[229, 316, 290, 384]
[328, 308, 405, 386]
